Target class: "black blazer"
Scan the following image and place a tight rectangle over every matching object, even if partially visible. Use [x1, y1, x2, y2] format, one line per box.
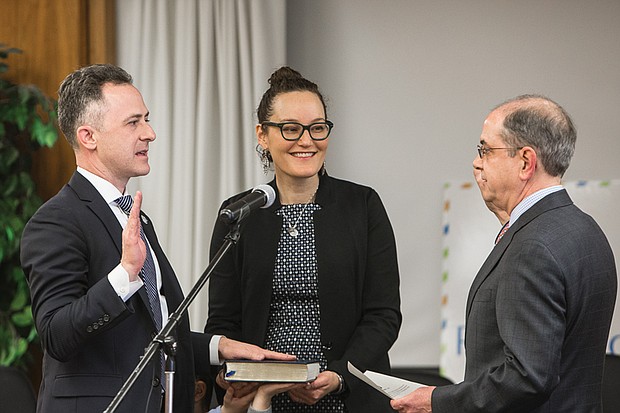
[433, 190, 617, 412]
[205, 174, 402, 412]
[21, 172, 206, 413]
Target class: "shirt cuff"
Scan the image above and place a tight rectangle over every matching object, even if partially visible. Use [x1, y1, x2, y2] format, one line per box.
[248, 405, 271, 413]
[108, 263, 143, 301]
[209, 335, 224, 365]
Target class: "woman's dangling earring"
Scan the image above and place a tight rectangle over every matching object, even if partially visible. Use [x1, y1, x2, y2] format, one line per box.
[257, 145, 272, 174]
[319, 161, 327, 176]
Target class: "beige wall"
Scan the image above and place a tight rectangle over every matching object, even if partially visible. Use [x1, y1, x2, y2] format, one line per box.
[287, 0, 620, 367]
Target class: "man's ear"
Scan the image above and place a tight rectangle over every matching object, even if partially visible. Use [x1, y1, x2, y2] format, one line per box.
[76, 125, 97, 150]
[518, 146, 537, 180]
[194, 379, 207, 403]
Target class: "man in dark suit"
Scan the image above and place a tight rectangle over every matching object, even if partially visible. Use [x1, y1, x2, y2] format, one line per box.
[392, 95, 617, 412]
[21, 64, 291, 413]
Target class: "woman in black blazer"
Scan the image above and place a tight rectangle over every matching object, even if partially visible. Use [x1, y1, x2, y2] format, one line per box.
[206, 67, 402, 412]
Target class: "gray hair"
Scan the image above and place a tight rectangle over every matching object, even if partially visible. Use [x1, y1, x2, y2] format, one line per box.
[495, 94, 576, 177]
[57, 64, 133, 148]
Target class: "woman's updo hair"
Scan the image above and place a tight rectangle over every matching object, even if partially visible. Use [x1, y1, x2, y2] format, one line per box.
[257, 66, 327, 123]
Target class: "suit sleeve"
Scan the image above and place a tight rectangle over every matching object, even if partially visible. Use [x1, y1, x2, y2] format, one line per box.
[326, 189, 402, 379]
[204, 199, 245, 340]
[433, 238, 565, 412]
[192, 331, 214, 378]
[20, 201, 130, 362]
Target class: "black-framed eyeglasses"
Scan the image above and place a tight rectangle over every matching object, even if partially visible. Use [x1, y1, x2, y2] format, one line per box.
[261, 121, 334, 141]
[477, 144, 523, 158]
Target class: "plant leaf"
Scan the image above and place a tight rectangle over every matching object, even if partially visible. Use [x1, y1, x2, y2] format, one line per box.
[11, 308, 34, 328]
[0, 45, 50, 366]
[10, 288, 27, 311]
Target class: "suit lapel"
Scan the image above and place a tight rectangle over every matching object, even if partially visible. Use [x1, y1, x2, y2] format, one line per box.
[138, 213, 168, 328]
[465, 236, 511, 318]
[141, 213, 180, 310]
[68, 172, 124, 256]
[244, 201, 283, 342]
[68, 172, 159, 328]
[465, 189, 573, 318]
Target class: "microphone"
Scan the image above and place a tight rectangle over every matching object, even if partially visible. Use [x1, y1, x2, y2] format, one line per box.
[219, 184, 276, 224]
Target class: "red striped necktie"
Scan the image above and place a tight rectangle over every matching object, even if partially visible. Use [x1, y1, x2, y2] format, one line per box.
[495, 222, 510, 245]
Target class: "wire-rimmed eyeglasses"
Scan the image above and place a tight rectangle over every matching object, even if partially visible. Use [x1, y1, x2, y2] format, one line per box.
[477, 144, 523, 158]
[261, 121, 334, 141]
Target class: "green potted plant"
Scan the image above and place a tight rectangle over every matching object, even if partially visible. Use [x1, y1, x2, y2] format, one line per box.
[0, 45, 58, 368]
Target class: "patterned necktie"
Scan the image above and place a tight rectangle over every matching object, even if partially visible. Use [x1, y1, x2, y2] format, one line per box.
[495, 222, 510, 245]
[114, 195, 166, 388]
[114, 195, 163, 331]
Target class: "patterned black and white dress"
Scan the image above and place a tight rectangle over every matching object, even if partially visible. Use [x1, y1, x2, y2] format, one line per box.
[264, 203, 347, 413]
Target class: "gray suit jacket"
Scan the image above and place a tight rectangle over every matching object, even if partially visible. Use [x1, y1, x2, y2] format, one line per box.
[433, 189, 617, 412]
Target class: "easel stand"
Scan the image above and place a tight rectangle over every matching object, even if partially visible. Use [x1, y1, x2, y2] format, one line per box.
[104, 223, 241, 413]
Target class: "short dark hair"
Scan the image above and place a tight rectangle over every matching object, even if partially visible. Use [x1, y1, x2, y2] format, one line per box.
[195, 374, 213, 411]
[57, 64, 133, 148]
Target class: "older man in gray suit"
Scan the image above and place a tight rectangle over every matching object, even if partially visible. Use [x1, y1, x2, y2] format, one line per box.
[392, 95, 617, 412]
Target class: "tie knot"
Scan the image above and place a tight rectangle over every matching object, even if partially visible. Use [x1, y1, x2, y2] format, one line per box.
[114, 195, 133, 215]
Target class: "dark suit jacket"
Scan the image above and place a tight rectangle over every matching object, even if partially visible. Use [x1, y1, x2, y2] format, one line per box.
[21, 172, 207, 413]
[433, 189, 617, 412]
[205, 175, 402, 412]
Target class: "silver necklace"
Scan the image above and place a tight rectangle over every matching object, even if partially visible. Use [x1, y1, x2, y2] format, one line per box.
[285, 188, 318, 237]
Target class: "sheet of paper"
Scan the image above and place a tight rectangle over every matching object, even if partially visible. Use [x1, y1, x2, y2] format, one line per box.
[347, 361, 424, 399]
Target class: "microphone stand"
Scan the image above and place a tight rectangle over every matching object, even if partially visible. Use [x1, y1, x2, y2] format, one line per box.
[163, 337, 176, 413]
[104, 221, 241, 413]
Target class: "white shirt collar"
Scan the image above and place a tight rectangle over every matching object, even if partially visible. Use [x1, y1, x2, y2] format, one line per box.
[76, 167, 125, 204]
[510, 185, 564, 226]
